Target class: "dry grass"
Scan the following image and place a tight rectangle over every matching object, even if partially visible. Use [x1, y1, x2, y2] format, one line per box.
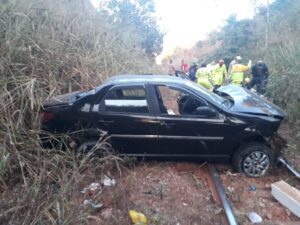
[0, 0, 161, 224]
[266, 42, 300, 121]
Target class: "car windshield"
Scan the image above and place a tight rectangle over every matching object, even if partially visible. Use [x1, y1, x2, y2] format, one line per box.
[185, 81, 231, 108]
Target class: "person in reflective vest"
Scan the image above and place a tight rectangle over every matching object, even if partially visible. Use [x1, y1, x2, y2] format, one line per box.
[229, 58, 252, 85]
[211, 59, 227, 88]
[196, 63, 213, 90]
[228, 56, 242, 76]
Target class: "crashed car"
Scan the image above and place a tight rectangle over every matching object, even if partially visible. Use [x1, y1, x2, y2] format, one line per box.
[41, 75, 287, 177]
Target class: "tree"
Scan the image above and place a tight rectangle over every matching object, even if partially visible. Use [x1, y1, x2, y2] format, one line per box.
[210, 15, 256, 61]
[103, 0, 164, 56]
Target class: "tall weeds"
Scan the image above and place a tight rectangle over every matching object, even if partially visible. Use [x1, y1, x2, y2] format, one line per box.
[266, 41, 300, 121]
[0, 0, 156, 224]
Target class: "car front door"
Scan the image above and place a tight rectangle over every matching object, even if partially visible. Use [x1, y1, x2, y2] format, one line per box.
[151, 84, 228, 160]
[92, 84, 159, 155]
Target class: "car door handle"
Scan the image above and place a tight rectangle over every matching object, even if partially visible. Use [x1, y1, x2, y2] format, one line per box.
[99, 120, 114, 124]
[160, 121, 175, 126]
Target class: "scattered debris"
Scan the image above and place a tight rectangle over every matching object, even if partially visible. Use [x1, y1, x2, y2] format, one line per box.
[101, 208, 113, 219]
[81, 182, 101, 194]
[247, 212, 263, 223]
[83, 199, 92, 207]
[249, 186, 257, 191]
[227, 186, 235, 193]
[192, 174, 203, 188]
[83, 199, 103, 209]
[258, 202, 265, 208]
[214, 208, 223, 215]
[225, 171, 239, 176]
[103, 175, 116, 186]
[271, 180, 300, 218]
[266, 212, 272, 220]
[129, 210, 147, 225]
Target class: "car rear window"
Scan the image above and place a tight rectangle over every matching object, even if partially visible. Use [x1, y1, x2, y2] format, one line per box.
[103, 86, 149, 114]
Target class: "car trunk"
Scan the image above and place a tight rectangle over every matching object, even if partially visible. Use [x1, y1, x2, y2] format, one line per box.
[42, 91, 83, 108]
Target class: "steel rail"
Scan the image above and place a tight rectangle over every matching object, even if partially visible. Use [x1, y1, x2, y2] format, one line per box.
[277, 155, 300, 179]
[208, 164, 238, 225]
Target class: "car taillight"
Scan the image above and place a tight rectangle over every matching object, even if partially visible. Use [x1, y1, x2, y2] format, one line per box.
[41, 111, 54, 122]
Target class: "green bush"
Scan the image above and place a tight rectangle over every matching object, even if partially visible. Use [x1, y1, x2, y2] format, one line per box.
[266, 41, 300, 120]
[0, 0, 160, 224]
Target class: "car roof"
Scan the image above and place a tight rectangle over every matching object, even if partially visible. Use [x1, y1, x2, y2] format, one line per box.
[104, 75, 189, 85]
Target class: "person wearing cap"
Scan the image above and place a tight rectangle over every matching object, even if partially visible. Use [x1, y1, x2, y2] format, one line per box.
[211, 59, 227, 88]
[229, 57, 252, 85]
[248, 59, 269, 94]
[196, 63, 213, 90]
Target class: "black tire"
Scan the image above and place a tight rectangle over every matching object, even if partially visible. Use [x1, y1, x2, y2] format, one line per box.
[77, 138, 114, 157]
[232, 142, 275, 178]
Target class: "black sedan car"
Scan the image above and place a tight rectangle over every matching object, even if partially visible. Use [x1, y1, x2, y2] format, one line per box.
[41, 75, 287, 177]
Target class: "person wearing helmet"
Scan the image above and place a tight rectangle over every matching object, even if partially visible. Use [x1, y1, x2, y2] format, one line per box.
[228, 56, 241, 76]
[196, 63, 213, 90]
[211, 59, 227, 88]
[248, 59, 269, 94]
[229, 57, 252, 85]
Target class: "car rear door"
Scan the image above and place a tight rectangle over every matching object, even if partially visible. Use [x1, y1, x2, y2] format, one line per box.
[92, 84, 159, 155]
[150, 83, 229, 160]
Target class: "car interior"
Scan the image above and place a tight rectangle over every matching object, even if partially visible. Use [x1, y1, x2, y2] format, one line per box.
[155, 85, 210, 116]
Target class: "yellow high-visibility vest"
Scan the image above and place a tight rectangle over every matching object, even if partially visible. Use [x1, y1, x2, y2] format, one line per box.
[212, 65, 227, 86]
[229, 64, 249, 85]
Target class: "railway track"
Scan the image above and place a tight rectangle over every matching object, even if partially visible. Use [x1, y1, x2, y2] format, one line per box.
[204, 164, 238, 225]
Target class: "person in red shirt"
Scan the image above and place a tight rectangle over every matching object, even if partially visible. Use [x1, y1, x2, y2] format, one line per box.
[180, 59, 189, 74]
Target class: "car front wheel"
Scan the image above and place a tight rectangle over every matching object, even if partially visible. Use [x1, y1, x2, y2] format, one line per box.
[232, 142, 274, 178]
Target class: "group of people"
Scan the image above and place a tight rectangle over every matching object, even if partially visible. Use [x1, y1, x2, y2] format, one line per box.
[168, 56, 269, 95]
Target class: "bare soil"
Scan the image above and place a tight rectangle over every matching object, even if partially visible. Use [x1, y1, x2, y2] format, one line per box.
[81, 160, 300, 225]
[82, 122, 300, 225]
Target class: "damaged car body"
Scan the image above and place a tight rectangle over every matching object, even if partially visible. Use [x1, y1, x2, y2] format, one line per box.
[41, 75, 287, 177]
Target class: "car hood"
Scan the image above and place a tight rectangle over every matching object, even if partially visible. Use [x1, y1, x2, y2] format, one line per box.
[217, 85, 286, 118]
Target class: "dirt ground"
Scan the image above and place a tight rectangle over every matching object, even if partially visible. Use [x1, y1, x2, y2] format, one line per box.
[81, 160, 300, 225]
[80, 122, 300, 225]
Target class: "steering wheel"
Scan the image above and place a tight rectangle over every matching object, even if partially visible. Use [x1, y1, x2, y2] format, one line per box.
[178, 94, 200, 114]
[177, 94, 191, 114]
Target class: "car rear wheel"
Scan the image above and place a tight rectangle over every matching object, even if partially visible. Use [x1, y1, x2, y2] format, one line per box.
[232, 142, 274, 177]
[77, 139, 113, 157]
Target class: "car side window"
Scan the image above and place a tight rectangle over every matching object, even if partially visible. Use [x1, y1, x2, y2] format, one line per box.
[155, 85, 206, 115]
[102, 86, 149, 114]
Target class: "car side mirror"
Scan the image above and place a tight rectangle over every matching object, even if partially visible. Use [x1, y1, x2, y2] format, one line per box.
[194, 106, 217, 118]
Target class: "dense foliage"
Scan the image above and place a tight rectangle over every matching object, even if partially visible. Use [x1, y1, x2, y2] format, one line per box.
[104, 0, 163, 56]
[0, 0, 162, 224]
